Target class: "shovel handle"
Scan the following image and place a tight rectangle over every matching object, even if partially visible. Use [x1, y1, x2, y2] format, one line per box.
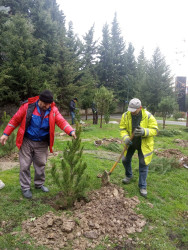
[109, 133, 134, 175]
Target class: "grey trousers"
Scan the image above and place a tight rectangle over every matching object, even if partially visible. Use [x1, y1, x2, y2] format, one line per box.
[19, 137, 48, 190]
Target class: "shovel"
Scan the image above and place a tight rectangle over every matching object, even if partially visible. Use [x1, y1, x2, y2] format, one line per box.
[97, 133, 135, 186]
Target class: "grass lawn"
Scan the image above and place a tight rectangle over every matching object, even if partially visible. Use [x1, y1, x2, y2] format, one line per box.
[0, 119, 188, 249]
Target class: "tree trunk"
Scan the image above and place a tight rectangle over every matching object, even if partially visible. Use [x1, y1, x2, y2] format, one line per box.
[85, 109, 88, 120]
[100, 114, 103, 128]
[163, 116, 166, 129]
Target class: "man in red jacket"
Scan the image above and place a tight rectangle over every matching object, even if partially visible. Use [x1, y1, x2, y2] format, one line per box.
[0, 90, 76, 199]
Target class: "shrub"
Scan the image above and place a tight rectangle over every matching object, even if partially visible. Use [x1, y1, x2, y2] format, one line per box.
[158, 129, 182, 137]
[102, 142, 121, 153]
[0, 112, 16, 156]
[173, 112, 185, 120]
[104, 112, 110, 124]
[150, 157, 180, 174]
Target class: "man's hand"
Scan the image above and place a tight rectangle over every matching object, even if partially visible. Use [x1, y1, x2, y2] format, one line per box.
[0, 135, 8, 146]
[124, 137, 132, 145]
[71, 131, 77, 139]
[134, 126, 145, 137]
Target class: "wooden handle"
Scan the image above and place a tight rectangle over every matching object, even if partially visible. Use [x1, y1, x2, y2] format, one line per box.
[109, 133, 135, 175]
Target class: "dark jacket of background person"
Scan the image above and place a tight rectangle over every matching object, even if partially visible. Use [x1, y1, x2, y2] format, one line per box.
[69, 99, 76, 112]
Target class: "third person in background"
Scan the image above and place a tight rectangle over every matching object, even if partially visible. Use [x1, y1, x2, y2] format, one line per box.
[91, 102, 98, 124]
[69, 97, 78, 125]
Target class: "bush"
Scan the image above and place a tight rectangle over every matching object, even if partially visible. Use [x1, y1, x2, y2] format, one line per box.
[104, 112, 110, 124]
[102, 142, 121, 153]
[158, 129, 182, 137]
[173, 112, 185, 120]
[150, 157, 180, 174]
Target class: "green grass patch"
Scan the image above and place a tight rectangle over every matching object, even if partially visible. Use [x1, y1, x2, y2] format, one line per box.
[0, 120, 188, 249]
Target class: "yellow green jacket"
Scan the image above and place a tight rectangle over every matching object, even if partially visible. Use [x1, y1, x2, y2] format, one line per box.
[120, 109, 159, 165]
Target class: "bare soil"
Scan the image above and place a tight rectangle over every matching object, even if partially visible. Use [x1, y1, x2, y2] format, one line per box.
[0, 152, 19, 171]
[94, 138, 122, 146]
[22, 184, 146, 249]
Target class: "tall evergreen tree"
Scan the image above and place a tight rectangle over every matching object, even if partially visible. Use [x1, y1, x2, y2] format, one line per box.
[82, 24, 97, 69]
[110, 12, 126, 92]
[135, 47, 148, 101]
[54, 21, 83, 110]
[0, 14, 46, 104]
[77, 25, 98, 113]
[97, 23, 112, 87]
[118, 42, 137, 111]
[144, 47, 173, 114]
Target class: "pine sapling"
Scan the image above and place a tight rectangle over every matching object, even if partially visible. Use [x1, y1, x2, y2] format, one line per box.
[51, 123, 90, 208]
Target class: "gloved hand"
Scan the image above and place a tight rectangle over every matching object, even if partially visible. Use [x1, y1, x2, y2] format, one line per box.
[134, 126, 145, 137]
[124, 137, 132, 145]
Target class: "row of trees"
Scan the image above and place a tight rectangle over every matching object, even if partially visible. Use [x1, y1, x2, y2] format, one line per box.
[0, 0, 179, 116]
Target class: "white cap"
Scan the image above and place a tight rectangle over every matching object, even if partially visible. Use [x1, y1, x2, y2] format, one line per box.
[128, 98, 141, 112]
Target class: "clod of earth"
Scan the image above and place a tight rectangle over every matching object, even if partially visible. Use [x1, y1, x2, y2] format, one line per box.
[22, 184, 146, 249]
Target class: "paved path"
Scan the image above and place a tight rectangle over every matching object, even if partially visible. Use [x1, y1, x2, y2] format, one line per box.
[70, 114, 186, 126]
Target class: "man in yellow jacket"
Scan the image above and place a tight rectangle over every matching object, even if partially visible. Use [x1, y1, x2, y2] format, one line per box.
[120, 98, 158, 197]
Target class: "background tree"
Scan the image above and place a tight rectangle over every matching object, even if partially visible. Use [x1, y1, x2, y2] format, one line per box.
[97, 23, 112, 87]
[54, 22, 83, 110]
[0, 15, 46, 104]
[144, 47, 173, 114]
[158, 96, 178, 129]
[77, 25, 98, 114]
[94, 86, 114, 128]
[135, 48, 148, 99]
[110, 13, 126, 94]
[118, 43, 137, 112]
[0, 2, 176, 118]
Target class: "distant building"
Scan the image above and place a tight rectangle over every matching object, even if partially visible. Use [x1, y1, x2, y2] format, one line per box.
[175, 76, 186, 112]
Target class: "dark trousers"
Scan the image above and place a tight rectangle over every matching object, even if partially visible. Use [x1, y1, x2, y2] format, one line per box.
[93, 112, 98, 124]
[70, 111, 75, 125]
[122, 146, 149, 189]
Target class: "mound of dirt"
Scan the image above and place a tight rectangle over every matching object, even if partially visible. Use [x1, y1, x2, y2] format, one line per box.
[22, 184, 146, 249]
[0, 152, 19, 171]
[173, 139, 188, 148]
[155, 149, 188, 167]
[94, 138, 122, 146]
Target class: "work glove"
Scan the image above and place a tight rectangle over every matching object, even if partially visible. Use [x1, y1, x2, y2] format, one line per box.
[134, 126, 145, 137]
[124, 137, 132, 146]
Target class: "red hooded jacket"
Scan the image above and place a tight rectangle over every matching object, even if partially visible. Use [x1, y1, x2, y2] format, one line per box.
[3, 96, 74, 152]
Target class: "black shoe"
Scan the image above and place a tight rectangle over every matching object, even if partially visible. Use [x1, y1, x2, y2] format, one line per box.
[22, 189, 32, 199]
[35, 185, 49, 192]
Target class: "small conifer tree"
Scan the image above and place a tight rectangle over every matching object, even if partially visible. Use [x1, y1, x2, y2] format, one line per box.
[0, 112, 16, 156]
[51, 123, 90, 208]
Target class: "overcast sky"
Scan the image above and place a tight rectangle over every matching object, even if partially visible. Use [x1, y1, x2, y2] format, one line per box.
[57, 0, 188, 81]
